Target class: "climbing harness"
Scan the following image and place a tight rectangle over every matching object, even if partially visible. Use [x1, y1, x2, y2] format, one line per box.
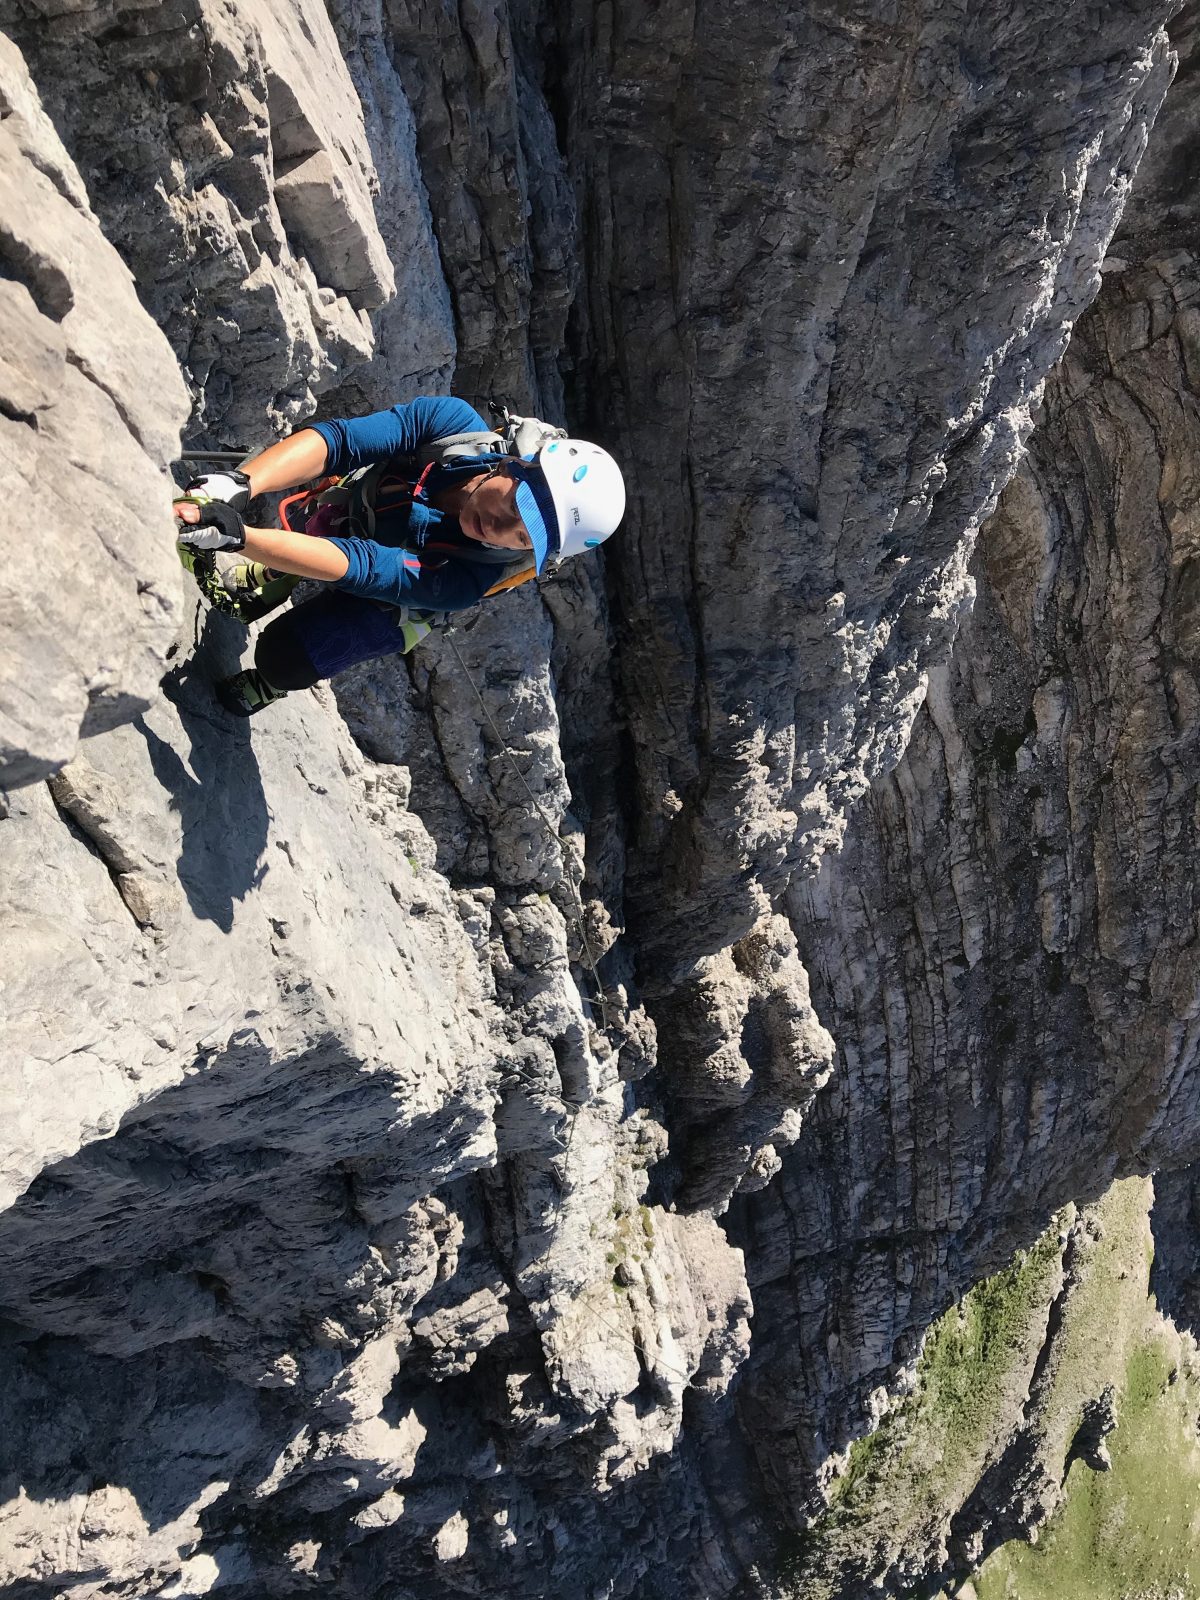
[273, 429, 548, 652]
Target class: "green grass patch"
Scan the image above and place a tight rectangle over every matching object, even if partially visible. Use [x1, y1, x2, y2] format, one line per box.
[829, 1414, 894, 1509]
[775, 1182, 1165, 1600]
[919, 1226, 1064, 1477]
[975, 1332, 1200, 1600]
[827, 1222, 1065, 1522]
[779, 1217, 1070, 1600]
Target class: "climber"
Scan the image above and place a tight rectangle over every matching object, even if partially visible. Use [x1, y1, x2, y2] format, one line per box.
[173, 395, 626, 716]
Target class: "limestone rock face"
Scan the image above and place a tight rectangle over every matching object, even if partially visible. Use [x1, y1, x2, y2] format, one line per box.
[721, 9, 1200, 1584]
[0, 31, 188, 787]
[566, 0, 1179, 1209]
[1, 1, 1197, 1597]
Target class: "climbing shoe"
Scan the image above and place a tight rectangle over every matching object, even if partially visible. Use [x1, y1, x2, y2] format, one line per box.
[215, 668, 288, 718]
[397, 613, 434, 653]
[221, 562, 300, 623]
[177, 541, 230, 607]
[177, 540, 255, 621]
[222, 558, 272, 596]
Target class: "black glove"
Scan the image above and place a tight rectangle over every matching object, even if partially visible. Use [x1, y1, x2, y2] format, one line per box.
[184, 469, 252, 512]
[175, 499, 247, 552]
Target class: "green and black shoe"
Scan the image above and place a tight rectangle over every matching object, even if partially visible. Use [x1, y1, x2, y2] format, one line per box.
[215, 668, 288, 718]
[177, 544, 298, 624]
[177, 542, 231, 609]
[220, 561, 300, 623]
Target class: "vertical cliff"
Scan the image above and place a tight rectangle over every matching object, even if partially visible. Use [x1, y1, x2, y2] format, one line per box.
[725, 4, 1200, 1589]
[1, 1, 1196, 1596]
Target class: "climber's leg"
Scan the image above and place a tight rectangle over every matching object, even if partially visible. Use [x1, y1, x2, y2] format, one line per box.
[214, 591, 423, 716]
[215, 668, 290, 718]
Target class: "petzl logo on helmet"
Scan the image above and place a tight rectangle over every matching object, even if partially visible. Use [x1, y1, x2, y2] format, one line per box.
[536, 434, 625, 562]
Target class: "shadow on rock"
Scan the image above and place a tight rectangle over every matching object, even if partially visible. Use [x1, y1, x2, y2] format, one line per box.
[142, 605, 269, 933]
[0, 1329, 271, 1549]
[1151, 1165, 1200, 1341]
[0, 1028, 492, 1536]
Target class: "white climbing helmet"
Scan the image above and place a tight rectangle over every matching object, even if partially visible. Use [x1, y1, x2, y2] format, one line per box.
[532, 438, 626, 563]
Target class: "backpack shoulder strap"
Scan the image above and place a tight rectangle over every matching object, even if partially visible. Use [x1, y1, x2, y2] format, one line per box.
[418, 413, 569, 468]
[417, 430, 507, 467]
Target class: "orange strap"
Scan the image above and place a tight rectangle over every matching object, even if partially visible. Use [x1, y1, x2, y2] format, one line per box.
[278, 474, 341, 533]
[483, 564, 537, 598]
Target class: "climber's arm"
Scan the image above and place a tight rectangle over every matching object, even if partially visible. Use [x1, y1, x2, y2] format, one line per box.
[240, 524, 350, 582]
[173, 499, 349, 582]
[232, 398, 488, 492]
[200, 398, 489, 501]
[173, 504, 488, 602]
[239, 428, 331, 497]
[231, 527, 493, 606]
[310, 397, 489, 474]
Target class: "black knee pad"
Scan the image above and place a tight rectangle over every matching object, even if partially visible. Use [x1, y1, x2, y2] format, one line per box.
[255, 613, 321, 692]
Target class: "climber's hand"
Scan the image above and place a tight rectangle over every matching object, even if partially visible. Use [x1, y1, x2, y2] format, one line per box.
[173, 498, 246, 552]
[183, 469, 252, 511]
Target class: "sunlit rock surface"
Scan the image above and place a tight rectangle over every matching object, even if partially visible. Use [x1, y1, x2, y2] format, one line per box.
[1, 0, 1197, 1596]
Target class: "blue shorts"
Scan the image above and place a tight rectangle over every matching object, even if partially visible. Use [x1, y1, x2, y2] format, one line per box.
[255, 589, 417, 687]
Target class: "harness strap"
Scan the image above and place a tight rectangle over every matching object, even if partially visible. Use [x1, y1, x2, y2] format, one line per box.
[415, 429, 506, 465]
[483, 564, 537, 598]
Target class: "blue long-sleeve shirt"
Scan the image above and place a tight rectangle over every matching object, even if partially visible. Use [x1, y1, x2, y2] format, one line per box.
[307, 397, 517, 612]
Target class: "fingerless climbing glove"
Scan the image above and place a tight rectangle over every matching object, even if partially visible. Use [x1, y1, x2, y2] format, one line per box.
[175, 498, 247, 552]
[184, 469, 252, 511]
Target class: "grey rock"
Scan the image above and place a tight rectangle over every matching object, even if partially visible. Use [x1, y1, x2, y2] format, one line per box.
[247, 0, 395, 311]
[1071, 1384, 1118, 1473]
[721, 15, 1200, 1587]
[575, 0, 1178, 983]
[0, 31, 188, 787]
[1, 0, 1197, 1597]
